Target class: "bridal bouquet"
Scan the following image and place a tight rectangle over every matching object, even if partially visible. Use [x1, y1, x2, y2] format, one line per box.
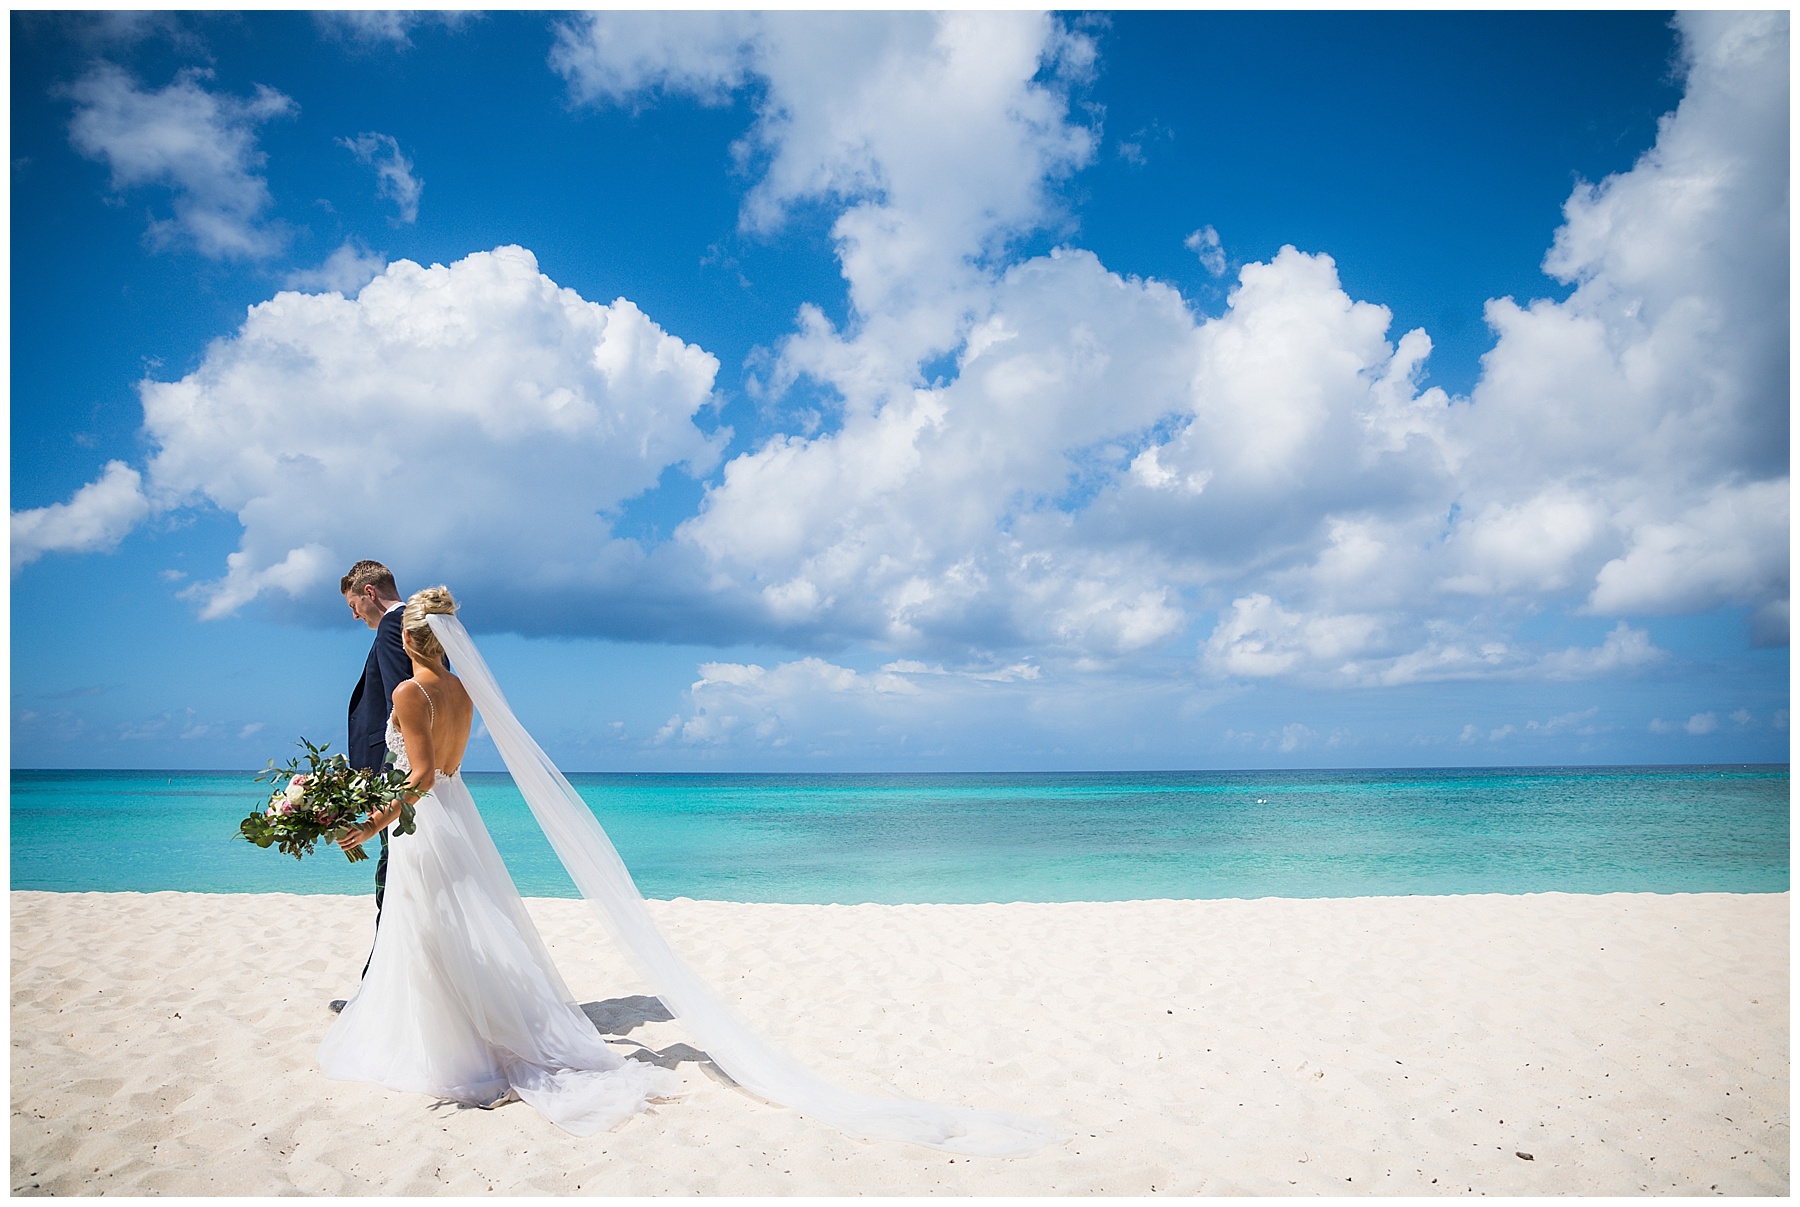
[238, 738, 417, 863]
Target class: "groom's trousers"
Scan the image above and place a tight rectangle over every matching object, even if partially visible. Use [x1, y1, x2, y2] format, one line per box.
[360, 828, 390, 979]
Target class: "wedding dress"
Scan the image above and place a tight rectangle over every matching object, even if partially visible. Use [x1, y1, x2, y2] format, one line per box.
[318, 700, 681, 1135]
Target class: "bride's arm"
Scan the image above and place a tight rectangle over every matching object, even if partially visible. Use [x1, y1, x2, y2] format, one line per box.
[335, 682, 434, 851]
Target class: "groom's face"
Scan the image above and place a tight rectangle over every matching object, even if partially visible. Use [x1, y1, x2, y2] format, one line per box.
[345, 587, 387, 629]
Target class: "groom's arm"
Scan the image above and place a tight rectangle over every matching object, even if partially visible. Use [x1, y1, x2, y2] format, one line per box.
[374, 610, 412, 714]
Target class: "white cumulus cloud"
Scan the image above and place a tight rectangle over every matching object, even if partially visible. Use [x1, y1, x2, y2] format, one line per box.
[1203, 594, 1384, 680]
[128, 246, 725, 621]
[1449, 11, 1788, 632]
[650, 652, 1182, 761]
[557, 11, 1098, 390]
[63, 63, 296, 259]
[1184, 225, 1226, 276]
[1685, 711, 1719, 735]
[680, 247, 1203, 655]
[315, 11, 475, 49]
[1538, 622, 1665, 680]
[283, 238, 387, 294]
[1442, 490, 1605, 596]
[550, 11, 761, 107]
[340, 131, 422, 224]
[11, 461, 150, 572]
[1587, 479, 1788, 615]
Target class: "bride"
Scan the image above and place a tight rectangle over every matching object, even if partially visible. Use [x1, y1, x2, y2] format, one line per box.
[318, 586, 1057, 1155]
[319, 586, 678, 1134]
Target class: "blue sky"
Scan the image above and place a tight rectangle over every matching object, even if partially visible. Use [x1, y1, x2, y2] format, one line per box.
[11, 10, 1789, 771]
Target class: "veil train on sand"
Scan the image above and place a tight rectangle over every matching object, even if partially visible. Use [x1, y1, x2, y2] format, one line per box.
[426, 613, 1060, 1158]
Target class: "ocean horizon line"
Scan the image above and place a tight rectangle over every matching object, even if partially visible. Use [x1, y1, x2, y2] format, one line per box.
[12, 760, 1790, 777]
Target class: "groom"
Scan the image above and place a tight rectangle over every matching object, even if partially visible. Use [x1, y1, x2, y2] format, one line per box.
[341, 559, 412, 977]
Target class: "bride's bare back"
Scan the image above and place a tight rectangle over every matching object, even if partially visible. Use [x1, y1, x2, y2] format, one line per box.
[391, 667, 473, 779]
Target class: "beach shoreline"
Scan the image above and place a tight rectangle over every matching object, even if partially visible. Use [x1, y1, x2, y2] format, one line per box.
[11, 889, 1788, 1195]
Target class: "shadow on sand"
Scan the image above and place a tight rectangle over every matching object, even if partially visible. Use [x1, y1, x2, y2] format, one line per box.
[581, 995, 735, 1085]
[424, 993, 738, 1118]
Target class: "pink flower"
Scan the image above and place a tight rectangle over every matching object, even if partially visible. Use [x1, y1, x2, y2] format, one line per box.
[281, 776, 309, 812]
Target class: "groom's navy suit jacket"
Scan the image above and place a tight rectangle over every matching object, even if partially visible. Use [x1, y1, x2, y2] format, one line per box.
[349, 607, 412, 773]
[351, 605, 410, 966]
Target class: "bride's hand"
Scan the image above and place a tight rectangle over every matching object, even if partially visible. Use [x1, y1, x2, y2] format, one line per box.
[337, 824, 377, 852]
[338, 800, 403, 852]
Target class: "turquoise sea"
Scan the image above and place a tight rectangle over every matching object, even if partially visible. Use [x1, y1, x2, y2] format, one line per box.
[9, 766, 1789, 903]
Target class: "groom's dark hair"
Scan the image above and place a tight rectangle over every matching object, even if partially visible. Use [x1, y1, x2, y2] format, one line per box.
[341, 560, 399, 600]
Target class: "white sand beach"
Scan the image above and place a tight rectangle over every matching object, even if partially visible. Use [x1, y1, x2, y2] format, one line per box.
[10, 889, 1787, 1195]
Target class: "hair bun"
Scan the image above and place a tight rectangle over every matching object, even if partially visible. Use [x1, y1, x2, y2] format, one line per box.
[412, 585, 457, 616]
[401, 586, 456, 662]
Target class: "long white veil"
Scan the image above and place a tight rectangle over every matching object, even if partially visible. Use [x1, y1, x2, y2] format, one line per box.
[427, 613, 1059, 1157]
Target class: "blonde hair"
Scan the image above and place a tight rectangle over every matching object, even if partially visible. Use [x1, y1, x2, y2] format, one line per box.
[402, 585, 457, 663]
